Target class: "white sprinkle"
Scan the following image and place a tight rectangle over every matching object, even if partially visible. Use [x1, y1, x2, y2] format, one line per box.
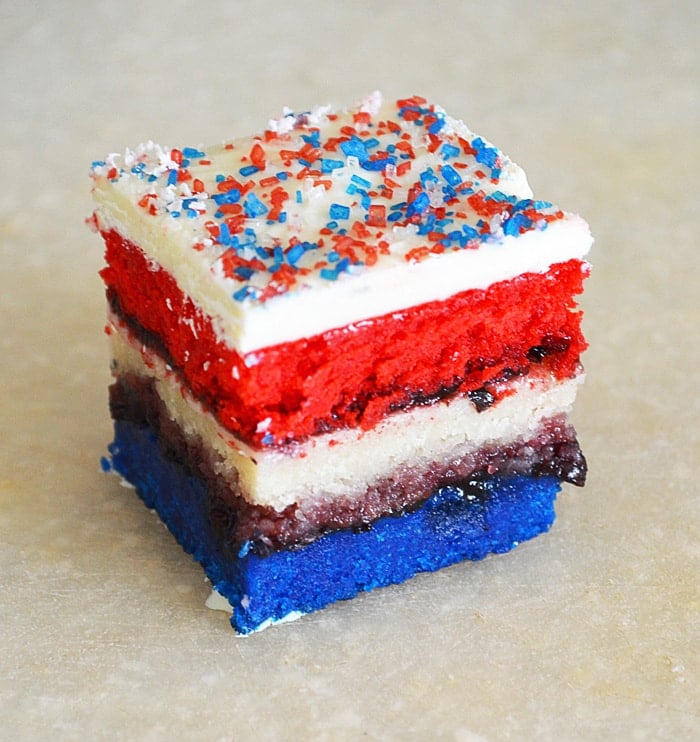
[358, 90, 383, 116]
[182, 317, 199, 339]
[255, 417, 272, 433]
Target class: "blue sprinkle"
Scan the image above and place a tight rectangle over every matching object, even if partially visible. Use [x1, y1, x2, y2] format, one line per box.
[387, 212, 403, 222]
[329, 203, 350, 220]
[420, 168, 439, 187]
[327, 251, 340, 262]
[215, 174, 226, 182]
[428, 116, 445, 134]
[239, 164, 260, 177]
[335, 257, 350, 273]
[441, 143, 460, 160]
[362, 157, 395, 172]
[243, 192, 268, 218]
[320, 267, 338, 281]
[147, 174, 158, 182]
[235, 266, 255, 279]
[360, 194, 371, 210]
[326, 220, 339, 229]
[441, 164, 462, 186]
[262, 433, 274, 445]
[340, 136, 368, 161]
[212, 188, 241, 205]
[276, 171, 289, 180]
[364, 137, 380, 149]
[351, 174, 372, 189]
[407, 192, 430, 217]
[503, 213, 533, 236]
[487, 190, 517, 203]
[183, 147, 206, 159]
[512, 198, 553, 213]
[503, 219, 520, 237]
[296, 190, 303, 204]
[298, 158, 313, 168]
[442, 184, 457, 200]
[533, 199, 554, 210]
[185, 210, 198, 218]
[238, 541, 252, 558]
[462, 225, 479, 241]
[321, 158, 344, 173]
[472, 137, 499, 169]
[287, 243, 306, 264]
[346, 183, 366, 196]
[167, 169, 178, 186]
[301, 131, 321, 147]
[92, 160, 106, 168]
[278, 211, 287, 223]
[219, 222, 232, 245]
[233, 286, 254, 301]
[417, 213, 436, 235]
[100, 456, 112, 472]
[273, 245, 284, 263]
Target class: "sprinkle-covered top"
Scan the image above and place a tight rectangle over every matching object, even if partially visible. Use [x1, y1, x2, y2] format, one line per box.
[92, 93, 591, 352]
[91, 93, 567, 300]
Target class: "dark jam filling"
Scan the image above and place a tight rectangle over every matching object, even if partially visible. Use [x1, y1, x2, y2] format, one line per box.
[110, 374, 587, 556]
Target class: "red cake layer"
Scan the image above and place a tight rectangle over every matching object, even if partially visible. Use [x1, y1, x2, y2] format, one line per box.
[101, 229, 588, 446]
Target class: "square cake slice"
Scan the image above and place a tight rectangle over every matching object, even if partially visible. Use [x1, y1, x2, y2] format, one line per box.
[91, 92, 592, 633]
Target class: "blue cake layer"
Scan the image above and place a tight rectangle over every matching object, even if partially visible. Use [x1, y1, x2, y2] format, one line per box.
[107, 419, 561, 634]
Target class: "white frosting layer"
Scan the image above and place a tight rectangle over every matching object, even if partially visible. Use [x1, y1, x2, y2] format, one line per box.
[110, 321, 582, 512]
[92, 93, 593, 354]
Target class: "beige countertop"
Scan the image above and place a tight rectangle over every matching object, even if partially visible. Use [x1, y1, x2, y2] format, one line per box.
[1, 2, 697, 739]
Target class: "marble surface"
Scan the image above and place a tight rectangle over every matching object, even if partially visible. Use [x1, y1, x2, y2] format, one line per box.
[1, 2, 697, 739]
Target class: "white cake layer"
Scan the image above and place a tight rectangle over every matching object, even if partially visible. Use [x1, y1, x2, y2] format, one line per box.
[92, 93, 593, 354]
[110, 320, 583, 513]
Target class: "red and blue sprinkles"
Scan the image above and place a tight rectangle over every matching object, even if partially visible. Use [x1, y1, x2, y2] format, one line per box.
[91, 94, 564, 304]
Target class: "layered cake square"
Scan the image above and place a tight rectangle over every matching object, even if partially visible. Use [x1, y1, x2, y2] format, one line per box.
[91, 92, 592, 633]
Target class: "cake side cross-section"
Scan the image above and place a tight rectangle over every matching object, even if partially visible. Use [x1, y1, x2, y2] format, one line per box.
[91, 92, 592, 633]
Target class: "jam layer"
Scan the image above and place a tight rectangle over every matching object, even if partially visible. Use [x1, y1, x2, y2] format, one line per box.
[102, 229, 588, 446]
[110, 374, 586, 555]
